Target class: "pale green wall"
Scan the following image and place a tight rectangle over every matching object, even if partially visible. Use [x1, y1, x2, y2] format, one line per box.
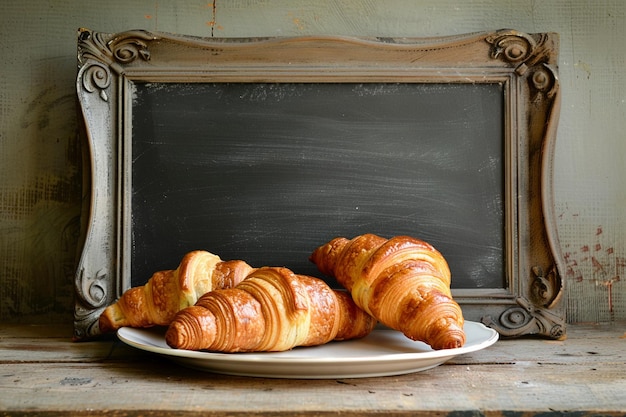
[1, 0, 624, 323]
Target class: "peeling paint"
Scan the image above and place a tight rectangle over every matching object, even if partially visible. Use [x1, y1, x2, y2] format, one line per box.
[210, 0, 217, 36]
[287, 12, 306, 31]
[559, 206, 625, 322]
[574, 60, 592, 79]
[60, 377, 92, 386]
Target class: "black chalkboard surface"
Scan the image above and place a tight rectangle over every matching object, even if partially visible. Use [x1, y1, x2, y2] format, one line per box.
[131, 82, 504, 289]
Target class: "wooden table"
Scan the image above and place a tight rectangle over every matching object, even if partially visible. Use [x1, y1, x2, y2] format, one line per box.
[1, 323, 625, 416]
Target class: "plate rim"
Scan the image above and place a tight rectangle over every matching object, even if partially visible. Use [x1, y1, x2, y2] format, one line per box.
[117, 320, 498, 365]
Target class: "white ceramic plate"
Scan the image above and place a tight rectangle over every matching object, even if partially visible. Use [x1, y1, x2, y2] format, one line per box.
[118, 321, 498, 379]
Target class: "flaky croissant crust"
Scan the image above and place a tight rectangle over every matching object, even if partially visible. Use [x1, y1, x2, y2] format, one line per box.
[165, 266, 376, 352]
[98, 251, 254, 333]
[310, 233, 465, 350]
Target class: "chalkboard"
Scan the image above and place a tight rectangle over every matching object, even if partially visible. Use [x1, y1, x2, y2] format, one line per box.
[75, 30, 565, 339]
[131, 82, 504, 289]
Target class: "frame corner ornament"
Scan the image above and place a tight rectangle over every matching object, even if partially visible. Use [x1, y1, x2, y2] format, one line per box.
[73, 265, 109, 339]
[531, 264, 563, 309]
[482, 296, 566, 340]
[481, 263, 565, 339]
[486, 29, 538, 64]
[76, 28, 155, 101]
[486, 30, 559, 97]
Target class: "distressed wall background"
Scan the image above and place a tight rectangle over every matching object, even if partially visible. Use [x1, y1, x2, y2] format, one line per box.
[1, 0, 624, 324]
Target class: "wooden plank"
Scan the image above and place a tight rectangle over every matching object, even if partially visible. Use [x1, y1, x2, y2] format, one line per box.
[0, 324, 136, 363]
[0, 324, 73, 338]
[1, 323, 625, 415]
[0, 361, 624, 415]
[452, 323, 626, 365]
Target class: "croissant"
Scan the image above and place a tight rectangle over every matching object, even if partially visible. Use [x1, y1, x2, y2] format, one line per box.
[309, 234, 465, 350]
[98, 250, 255, 333]
[165, 266, 376, 352]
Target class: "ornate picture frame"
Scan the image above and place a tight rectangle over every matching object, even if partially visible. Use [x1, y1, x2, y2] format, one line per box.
[75, 28, 564, 340]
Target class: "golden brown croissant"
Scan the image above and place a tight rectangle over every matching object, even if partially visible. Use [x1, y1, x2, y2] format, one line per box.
[98, 250, 255, 333]
[309, 234, 465, 350]
[165, 266, 376, 352]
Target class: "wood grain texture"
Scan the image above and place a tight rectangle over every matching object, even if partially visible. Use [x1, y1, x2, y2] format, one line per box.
[1, 323, 625, 415]
[0, 0, 624, 324]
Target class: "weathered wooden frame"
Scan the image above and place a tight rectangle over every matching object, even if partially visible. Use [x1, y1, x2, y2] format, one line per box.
[75, 28, 564, 340]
